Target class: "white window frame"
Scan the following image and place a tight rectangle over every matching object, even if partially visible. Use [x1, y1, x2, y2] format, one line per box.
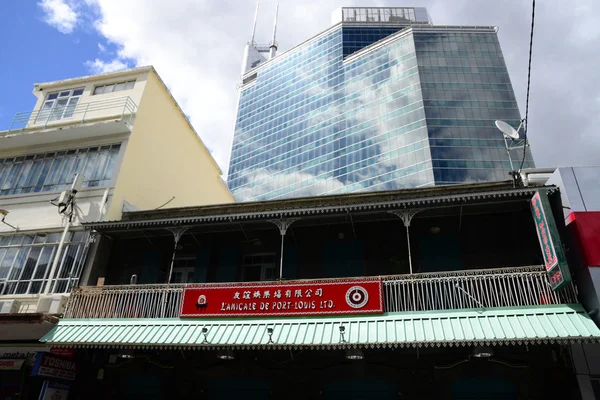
[0, 231, 89, 295]
[0, 144, 121, 196]
[37, 88, 84, 123]
[93, 80, 136, 95]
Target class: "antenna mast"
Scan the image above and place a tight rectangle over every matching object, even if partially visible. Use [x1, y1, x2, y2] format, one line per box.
[250, 2, 260, 45]
[269, 2, 279, 59]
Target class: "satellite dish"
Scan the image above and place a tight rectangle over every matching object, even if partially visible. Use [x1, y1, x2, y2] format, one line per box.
[495, 120, 520, 140]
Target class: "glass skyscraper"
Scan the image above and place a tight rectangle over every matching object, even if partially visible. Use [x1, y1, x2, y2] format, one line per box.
[228, 7, 534, 201]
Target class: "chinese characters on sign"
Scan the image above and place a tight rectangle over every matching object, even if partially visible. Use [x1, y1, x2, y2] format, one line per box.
[180, 280, 383, 317]
[530, 191, 572, 291]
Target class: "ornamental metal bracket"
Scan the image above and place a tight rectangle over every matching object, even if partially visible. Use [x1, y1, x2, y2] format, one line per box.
[166, 227, 190, 286]
[268, 218, 300, 236]
[167, 227, 189, 244]
[269, 218, 301, 281]
[388, 209, 424, 275]
[388, 209, 423, 227]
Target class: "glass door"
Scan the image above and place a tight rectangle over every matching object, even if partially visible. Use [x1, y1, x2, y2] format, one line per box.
[37, 88, 84, 123]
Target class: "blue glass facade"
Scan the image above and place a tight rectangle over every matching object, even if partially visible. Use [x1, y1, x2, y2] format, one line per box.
[414, 32, 533, 183]
[342, 27, 403, 56]
[228, 24, 533, 201]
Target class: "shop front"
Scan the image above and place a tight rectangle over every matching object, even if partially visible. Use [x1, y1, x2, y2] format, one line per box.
[0, 345, 76, 400]
[42, 341, 586, 399]
[0, 345, 46, 400]
[38, 183, 600, 398]
[42, 278, 600, 399]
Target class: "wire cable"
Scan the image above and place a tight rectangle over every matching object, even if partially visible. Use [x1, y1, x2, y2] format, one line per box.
[520, 0, 536, 171]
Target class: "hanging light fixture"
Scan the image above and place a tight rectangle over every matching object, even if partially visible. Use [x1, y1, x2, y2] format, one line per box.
[117, 349, 134, 359]
[217, 350, 235, 360]
[345, 348, 364, 360]
[471, 346, 494, 358]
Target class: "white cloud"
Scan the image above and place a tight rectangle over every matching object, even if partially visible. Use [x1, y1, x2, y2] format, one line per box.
[234, 168, 347, 202]
[48, 0, 600, 177]
[84, 58, 128, 74]
[38, 0, 79, 34]
[97, 43, 106, 52]
[83, 0, 257, 174]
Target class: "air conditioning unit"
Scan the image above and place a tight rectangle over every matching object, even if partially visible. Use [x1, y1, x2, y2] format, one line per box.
[0, 299, 21, 314]
[36, 295, 69, 314]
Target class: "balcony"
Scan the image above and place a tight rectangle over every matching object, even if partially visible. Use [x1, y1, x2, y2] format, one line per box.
[64, 265, 578, 319]
[6, 96, 137, 133]
[0, 96, 137, 148]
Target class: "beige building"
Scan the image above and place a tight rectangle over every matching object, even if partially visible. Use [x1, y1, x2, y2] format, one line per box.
[0, 66, 233, 325]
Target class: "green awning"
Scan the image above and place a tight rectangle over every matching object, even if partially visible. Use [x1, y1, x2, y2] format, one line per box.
[41, 304, 600, 350]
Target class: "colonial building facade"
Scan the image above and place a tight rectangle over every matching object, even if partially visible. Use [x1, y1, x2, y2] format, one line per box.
[40, 181, 599, 399]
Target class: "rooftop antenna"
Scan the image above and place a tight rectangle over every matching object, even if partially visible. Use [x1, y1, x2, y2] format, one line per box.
[269, 2, 279, 59]
[250, 2, 260, 45]
[495, 119, 527, 186]
[241, 2, 262, 75]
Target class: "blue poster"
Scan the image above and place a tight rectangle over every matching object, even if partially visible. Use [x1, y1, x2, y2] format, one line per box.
[38, 380, 70, 400]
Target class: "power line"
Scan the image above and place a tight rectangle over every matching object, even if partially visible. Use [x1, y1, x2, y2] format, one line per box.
[520, 0, 536, 171]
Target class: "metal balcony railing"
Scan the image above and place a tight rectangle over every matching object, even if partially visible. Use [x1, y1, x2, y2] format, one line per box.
[64, 265, 578, 319]
[382, 265, 578, 312]
[6, 96, 137, 133]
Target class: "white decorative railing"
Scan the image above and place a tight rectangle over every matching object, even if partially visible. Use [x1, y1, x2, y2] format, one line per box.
[64, 265, 578, 319]
[6, 96, 137, 133]
[382, 265, 578, 312]
[66, 284, 185, 319]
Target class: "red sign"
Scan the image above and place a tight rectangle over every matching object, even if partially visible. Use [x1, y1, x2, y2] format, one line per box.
[180, 280, 383, 317]
[531, 192, 559, 271]
[50, 347, 75, 359]
[530, 191, 572, 291]
[0, 359, 25, 370]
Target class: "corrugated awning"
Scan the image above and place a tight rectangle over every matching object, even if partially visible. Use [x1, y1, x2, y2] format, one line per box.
[41, 305, 600, 350]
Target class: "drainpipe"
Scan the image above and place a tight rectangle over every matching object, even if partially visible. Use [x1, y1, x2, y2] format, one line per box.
[43, 217, 71, 295]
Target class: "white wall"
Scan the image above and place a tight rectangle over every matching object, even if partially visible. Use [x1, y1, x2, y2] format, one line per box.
[32, 71, 149, 113]
[22, 71, 150, 131]
[0, 187, 112, 234]
[0, 188, 112, 313]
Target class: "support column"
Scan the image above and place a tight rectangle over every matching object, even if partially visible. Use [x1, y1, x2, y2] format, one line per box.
[166, 227, 189, 285]
[388, 209, 422, 275]
[268, 218, 300, 281]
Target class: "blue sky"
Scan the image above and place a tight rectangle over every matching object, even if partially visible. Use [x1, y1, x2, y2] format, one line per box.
[0, 1, 125, 128]
[1, 0, 600, 172]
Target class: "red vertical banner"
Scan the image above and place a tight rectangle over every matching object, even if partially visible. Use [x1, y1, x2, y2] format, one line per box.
[530, 191, 572, 290]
